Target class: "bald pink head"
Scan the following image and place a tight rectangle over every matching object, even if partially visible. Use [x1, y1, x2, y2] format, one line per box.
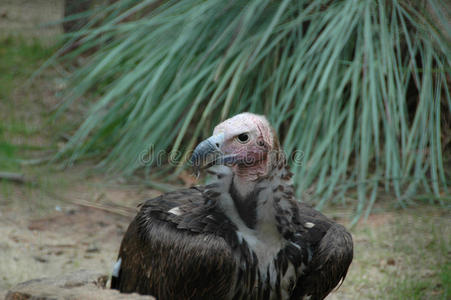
[213, 113, 280, 181]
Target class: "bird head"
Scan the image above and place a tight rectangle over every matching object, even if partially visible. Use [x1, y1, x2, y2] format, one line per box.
[190, 113, 282, 182]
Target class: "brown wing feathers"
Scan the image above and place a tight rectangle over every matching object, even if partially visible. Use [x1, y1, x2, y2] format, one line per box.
[289, 206, 353, 300]
[113, 188, 238, 299]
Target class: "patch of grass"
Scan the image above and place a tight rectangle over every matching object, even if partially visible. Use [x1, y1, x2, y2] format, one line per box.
[0, 35, 79, 215]
[391, 278, 433, 300]
[0, 36, 54, 99]
[0, 142, 20, 171]
[1, 121, 40, 137]
[0, 36, 55, 172]
[390, 262, 449, 300]
[440, 262, 450, 299]
[333, 206, 451, 299]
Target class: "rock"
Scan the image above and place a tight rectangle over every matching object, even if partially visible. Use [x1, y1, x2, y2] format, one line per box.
[5, 270, 155, 300]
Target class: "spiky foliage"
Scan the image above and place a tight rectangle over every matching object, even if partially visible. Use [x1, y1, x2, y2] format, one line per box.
[57, 0, 450, 219]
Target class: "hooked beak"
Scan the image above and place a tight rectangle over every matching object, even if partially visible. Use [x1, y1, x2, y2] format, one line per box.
[190, 133, 237, 175]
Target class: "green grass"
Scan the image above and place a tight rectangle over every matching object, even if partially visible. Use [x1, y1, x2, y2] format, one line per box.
[0, 36, 86, 215]
[0, 36, 54, 99]
[338, 205, 451, 299]
[391, 263, 449, 300]
[440, 263, 451, 299]
[0, 36, 55, 172]
[392, 279, 435, 300]
[0, 142, 20, 171]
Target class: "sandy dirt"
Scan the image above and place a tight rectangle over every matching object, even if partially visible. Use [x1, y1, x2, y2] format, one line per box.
[0, 0, 64, 44]
[0, 168, 162, 298]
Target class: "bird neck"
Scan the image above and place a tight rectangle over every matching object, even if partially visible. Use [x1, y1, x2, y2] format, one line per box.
[205, 159, 295, 234]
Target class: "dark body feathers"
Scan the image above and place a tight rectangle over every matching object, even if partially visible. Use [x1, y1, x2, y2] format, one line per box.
[112, 187, 237, 299]
[111, 186, 353, 300]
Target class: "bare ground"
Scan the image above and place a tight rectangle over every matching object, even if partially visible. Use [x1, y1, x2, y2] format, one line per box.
[0, 168, 160, 297]
[0, 0, 64, 44]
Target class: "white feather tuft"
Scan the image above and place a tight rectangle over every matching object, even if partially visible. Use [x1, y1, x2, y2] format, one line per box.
[112, 257, 122, 277]
[168, 206, 182, 215]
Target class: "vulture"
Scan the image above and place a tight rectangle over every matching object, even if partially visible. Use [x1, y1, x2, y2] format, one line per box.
[111, 112, 353, 300]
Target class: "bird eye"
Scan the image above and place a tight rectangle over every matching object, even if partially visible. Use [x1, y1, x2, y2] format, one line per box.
[236, 133, 249, 143]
